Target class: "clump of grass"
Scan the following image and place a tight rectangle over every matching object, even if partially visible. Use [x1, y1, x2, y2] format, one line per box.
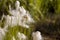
[3, 25, 34, 40]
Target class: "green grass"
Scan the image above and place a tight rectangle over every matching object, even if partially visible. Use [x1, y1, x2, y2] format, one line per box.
[3, 25, 34, 40]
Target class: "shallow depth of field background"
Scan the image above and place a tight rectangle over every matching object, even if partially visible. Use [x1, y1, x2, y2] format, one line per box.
[0, 0, 60, 40]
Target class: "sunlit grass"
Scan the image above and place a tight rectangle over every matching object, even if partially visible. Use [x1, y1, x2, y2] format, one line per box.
[3, 25, 34, 40]
[0, 0, 60, 40]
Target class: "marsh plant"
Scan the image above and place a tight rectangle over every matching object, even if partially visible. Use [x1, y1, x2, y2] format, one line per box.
[0, 0, 35, 40]
[32, 31, 43, 40]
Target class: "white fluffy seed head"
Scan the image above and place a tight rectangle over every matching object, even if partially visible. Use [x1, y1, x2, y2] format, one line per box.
[0, 27, 6, 40]
[15, 1, 20, 10]
[17, 32, 27, 40]
[6, 0, 35, 28]
[32, 31, 43, 40]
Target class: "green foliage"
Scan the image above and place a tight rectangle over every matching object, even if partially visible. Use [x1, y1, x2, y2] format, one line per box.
[40, 0, 57, 17]
[0, 0, 60, 40]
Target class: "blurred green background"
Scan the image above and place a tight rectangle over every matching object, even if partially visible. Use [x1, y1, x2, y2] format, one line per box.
[0, 0, 60, 40]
